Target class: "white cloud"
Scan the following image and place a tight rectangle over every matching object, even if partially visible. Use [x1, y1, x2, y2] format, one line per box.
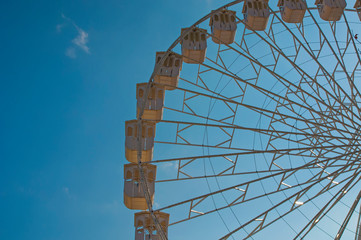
[160, 162, 178, 171]
[58, 13, 90, 58]
[72, 26, 90, 54]
[153, 201, 160, 209]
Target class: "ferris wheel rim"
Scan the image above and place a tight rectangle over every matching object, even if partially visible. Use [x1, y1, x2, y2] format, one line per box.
[134, 2, 245, 239]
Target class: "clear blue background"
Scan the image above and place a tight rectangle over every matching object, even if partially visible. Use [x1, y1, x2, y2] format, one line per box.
[0, 0, 231, 239]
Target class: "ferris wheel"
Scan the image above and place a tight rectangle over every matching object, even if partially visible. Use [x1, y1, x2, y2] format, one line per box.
[123, 0, 361, 239]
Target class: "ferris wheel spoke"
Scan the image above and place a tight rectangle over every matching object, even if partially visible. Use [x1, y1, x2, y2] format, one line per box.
[261, 145, 360, 184]
[177, 47, 360, 134]
[280, 139, 361, 238]
[230, 49, 360, 134]
[155, 129, 359, 154]
[227, 42, 345, 123]
[153, 119, 355, 141]
[328, 21, 357, 94]
[267, 118, 349, 151]
[342, 13, 361, 114]
[155, 164, 349, 183]
[257, 106, 352, 140]
[305, 9, 361, 112]
[268, 118, 352, 161]
[156, 155, 353, 183]
[162, 105, 353, 154]
[295, 182, 359, 240]
[287, 129, 344, 149]
[164, 79, 358, 139]
[220, 165, 361, 240]
[153, 119, 354, 157]
[342, 12, 361, 66]
[324, 22, 361, 119]
[266, 96, 359, 161]
[156, 155, 359, 228]
[268, 126, 361, 174]
[294, 172, 361, 240]
[152, 149, 360, 182]
[210, 29, 339, 117]
[155, 140, 254, 151]
[163, 106, 236, 127]
[237, 9, 361, 128]
[153, 142, 358, 182]
[151, 143, 359, 165]
[269, 7, 361, 117]
[236, 32, 330, 109]
[293, 21, 358, 110]
[293, 118, 361, 162]
[263, 53, 358, 134]
[333, 190, 361, 240]
[158, 147, 359, 206]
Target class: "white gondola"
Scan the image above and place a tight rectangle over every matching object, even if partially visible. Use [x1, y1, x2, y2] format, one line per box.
[181, 27, 207, 64]
[315, 0, 346, 21]
[124, 163, 156, 210]
[242, 0, 270, 31]
[137, 83, 165, 121]
[278, 0, 307, 23]
[209, 9, 237, 44]
[125, 120, 155, 163]
[154, 51, 182, 90]
[134, 211, 170, 240]
[354, 0, 361, 20]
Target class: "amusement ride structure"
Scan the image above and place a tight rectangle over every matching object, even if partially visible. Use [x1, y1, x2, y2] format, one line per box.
[124, 0, 361, 239]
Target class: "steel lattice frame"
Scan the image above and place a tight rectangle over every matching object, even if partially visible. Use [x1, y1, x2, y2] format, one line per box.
[132, 1, 361, 239]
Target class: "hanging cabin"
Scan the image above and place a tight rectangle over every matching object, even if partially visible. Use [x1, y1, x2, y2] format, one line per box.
[124, 163, 156, 210]
[278, 0, 307, 23]
[125, 120, 156, 163]
[242, 0, 270, 31]
[154, 52, 183, 90]
[181, 27, 208, 64]
[137, 83, 165, 121]
[209, 9, 237, 44]
[315, 0, 346, 21]
[354, 0, 361, 21]
[134, 211, 170, 240]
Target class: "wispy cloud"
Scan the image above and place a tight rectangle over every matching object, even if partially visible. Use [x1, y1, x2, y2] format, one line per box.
[56, 23, 65, 33]
[65, 47, 76, 59]
[58, 13, 90, 58]
[72, 26, 89, 53]
[160, 162, 178, 171]
[153, 201, 160, 209]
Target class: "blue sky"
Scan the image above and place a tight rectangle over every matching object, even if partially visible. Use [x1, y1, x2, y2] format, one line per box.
[0, 0, 231, 239]
[3, 0, 361, 239]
